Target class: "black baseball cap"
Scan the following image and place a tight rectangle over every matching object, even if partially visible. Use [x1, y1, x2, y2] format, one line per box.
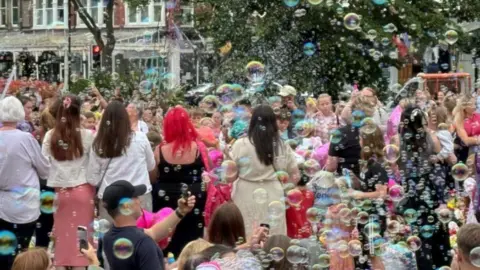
[102, 180, 146, 211]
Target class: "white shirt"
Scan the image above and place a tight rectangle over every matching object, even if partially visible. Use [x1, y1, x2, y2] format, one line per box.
[42, 129, 95, 188]
[0, 130, 50, 223]
[139, 120, 149, 133]
[86, 131, 155, 199]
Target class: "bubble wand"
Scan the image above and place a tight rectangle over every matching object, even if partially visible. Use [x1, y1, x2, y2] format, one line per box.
[1, 65, 16, 100]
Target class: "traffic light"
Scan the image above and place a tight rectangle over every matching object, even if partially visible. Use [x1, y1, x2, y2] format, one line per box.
[92, 45, 102, 69]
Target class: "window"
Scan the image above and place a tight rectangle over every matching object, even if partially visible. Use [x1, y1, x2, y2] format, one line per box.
[11, 0, 19, 25]
[0, 0, 6, 26]
[34, 0, 67, 28]
[77, 0, 104, 26]
[179, 5, 194, 27]
[125, 0, 165, 26]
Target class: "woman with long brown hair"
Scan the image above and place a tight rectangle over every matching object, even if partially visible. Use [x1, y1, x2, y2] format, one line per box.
[87, 101, 155, 219]
[41, 95, 95, 270]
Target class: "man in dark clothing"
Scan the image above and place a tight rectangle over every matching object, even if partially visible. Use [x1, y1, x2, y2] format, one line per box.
[102, 180, 195, 270]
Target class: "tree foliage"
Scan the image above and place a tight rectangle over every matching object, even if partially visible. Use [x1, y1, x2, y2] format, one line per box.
[194, 0, 466, 99]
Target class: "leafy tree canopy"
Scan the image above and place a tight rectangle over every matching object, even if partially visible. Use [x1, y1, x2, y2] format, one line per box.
[194, 0, 469, 99]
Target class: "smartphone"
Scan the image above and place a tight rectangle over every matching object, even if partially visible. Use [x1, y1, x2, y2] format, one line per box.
[180, 183, 189, 200]
[77, 226, 88, 251]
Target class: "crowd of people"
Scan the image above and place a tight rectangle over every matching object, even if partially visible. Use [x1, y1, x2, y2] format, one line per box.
[2, 81, 480, 270]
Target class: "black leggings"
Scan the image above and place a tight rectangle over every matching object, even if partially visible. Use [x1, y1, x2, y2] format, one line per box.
[35, 184, 54, 247]
[0, 219, 36, 270]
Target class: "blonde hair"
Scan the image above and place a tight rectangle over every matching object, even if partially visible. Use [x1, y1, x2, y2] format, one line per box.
[317, 93, 332, 101]
[12, 248, 50, 270]
[427, 105, 449, 129]
[177, 239, 213, 270]
[351, 96, 375, 117]
[453, 95, 475, 128]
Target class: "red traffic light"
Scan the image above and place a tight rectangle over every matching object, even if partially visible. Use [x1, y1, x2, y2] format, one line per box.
[92, 46, 101, 53]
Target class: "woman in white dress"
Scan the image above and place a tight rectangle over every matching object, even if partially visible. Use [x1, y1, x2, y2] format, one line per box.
[230, 105, 300, 236]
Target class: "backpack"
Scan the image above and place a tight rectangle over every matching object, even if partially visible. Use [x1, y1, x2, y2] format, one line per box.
[196, 140, 232, 227]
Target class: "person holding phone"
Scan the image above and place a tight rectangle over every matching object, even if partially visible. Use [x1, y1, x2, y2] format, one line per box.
[101, 180, 195, 270]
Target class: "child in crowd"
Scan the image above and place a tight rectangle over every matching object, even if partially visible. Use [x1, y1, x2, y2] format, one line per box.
[285, 172, 314, 239]
[276, 107, 292, 140]
[191, 108, 205, 127]
[428, 105, 457, 203]
[146, 131, 162, 152]
[82, 111, 97, 132]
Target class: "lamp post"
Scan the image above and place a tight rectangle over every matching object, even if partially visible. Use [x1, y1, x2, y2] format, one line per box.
[67, 0, 73, 92]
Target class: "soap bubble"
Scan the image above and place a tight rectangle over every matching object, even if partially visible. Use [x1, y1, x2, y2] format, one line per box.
[283, 0, 299, 7]
[304, 159, 321, 177]
[372, 0, 387, 5]
[406, 235, 422, 251]
[111, 72, 120, 81]
[253, 188, 269, 204]
[220, 160, 238, 182]
[445, 30, 459, 45]
[437, 208, 453, 224]
[286, 245, 308, 264]
[317, 254, 331, 267]
[286, 188, 304, 207]
[360, 117, 377, 134]
[404, 209, 418, 224]
[306, 207, 321, 223]
[367, 29, 378, 40]
[0, 230, 17, 255]
[470, 246, 480, 267]
[97, 219, 111, 233]
[308, 0, 323, 5]
[348, 239, 362, 256]
[330, 129, 343, 144]
[70, 73, 79, 83]
[451, 162, 469, 181]
[276, 171, 289, 184]
[344, 13, 361, 31]
[352, 110, 366, 128]
[113, 238, 134, 259]
[388, 185, 405, 202]
[237, 156, 253, 175]
[40, 191, 57, 214]
[118, 198, 134, 216]
[384, 144, 400, 163]
[420, 225, 434, 238]
[387, 220, 400, 234]
[139, 80, 152, 95]
[268, 200, 285, 219]
[270, 247, 285, 261]
[303, 42, 316, 56]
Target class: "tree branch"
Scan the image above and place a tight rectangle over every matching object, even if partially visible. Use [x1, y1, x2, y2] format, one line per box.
[71, 0, 105, 48]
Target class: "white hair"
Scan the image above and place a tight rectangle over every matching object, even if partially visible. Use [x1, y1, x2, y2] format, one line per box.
[0, 96, 25, 123]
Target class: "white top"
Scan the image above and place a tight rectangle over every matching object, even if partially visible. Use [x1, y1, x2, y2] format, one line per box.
[139, 120, 149, 133]
[436, 130, 454, 159]
[42, 129, 95, 188]
[86, 131, 155, 199]
[0, 130, 50, 223]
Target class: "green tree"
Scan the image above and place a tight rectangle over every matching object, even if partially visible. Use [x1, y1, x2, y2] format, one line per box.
[71, 0, 154, 72]
[194, 0, 463, 99]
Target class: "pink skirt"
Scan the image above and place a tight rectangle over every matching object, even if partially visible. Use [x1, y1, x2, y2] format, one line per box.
[53, 184, 95, 266]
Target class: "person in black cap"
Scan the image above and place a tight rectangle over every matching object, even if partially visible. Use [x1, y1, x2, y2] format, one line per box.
[102, 180, 195, 270]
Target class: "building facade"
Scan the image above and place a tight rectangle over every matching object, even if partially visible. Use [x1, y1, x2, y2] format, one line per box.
[0, 0, 201, 86]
